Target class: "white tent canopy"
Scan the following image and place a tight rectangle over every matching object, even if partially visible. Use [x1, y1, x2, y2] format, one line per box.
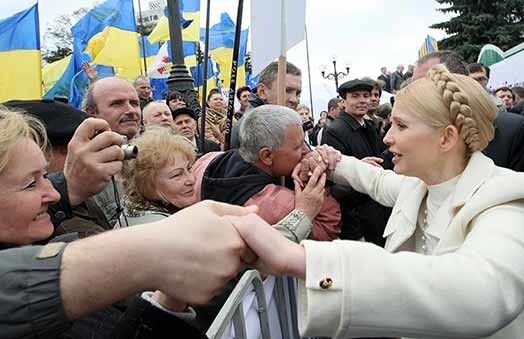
[487, 47, 524, 90]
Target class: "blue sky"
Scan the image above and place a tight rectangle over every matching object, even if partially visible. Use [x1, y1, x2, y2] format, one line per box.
[2, 0, 452, 116]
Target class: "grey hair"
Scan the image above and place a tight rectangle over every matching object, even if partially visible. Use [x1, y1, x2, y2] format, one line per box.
[82, 82, 96, 112]
[239, 104, 302, 163]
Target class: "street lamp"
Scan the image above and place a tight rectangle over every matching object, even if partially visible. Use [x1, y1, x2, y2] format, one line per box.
[165, 0, 201, 116]
[320, 55, 350, 92]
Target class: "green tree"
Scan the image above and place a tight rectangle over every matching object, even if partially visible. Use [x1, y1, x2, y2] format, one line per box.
[431, 0, 524, 63]
[42, 7, 89, 63]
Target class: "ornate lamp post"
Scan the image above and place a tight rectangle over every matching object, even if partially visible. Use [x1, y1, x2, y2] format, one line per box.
[320, 55, 350, 92]
[165, 0, 201, 116]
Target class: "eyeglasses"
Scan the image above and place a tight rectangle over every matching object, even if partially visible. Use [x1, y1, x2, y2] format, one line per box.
[472, 76, 489, 82]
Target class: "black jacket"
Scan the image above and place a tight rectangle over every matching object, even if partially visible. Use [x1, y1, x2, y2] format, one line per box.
[390, 71, 404, 92]
[483, 111, 524, 172]
[195, 136, 220, 157]
[321, 112, 391, 245]
[201, 149, 275, 205]
[229, 93, 266, 149]
[378, 74, 391, 93]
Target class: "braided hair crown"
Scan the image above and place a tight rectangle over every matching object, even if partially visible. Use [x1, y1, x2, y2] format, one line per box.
[426, 64, 488, 153]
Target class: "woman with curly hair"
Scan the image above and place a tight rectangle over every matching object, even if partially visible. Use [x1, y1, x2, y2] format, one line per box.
[121, 127, 199, 225]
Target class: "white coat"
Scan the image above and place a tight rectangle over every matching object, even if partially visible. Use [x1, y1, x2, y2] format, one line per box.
[298, 152, 524, 339]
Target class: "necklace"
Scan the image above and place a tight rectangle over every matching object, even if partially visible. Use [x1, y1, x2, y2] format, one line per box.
[420, 208, 430, 254]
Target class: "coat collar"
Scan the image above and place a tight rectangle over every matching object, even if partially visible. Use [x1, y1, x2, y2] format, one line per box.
[384, 152, 495, 252]
[340, 111, 373, 131]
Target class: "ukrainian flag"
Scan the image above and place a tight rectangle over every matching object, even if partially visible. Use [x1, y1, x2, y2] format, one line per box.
[204, 13, 249, 89]
[148, 0, 200, 43]
[418, 35, 439, 59]
[115, 36, 160, 80]
[75, 0, 140, 72]
[42, 55, 75, 99]
[70, 0, 139, 107]
[0, 4, 42, 102]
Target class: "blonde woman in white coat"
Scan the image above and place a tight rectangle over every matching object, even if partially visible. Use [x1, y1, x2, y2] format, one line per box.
[229, 64, 524, 339]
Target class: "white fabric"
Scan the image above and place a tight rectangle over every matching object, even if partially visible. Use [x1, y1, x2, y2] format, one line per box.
[250, 0, 306, 74]
[220, 276, 285, 339]
[415, 174, 461, 254]
[298, 152, 524, 339]
[487, 50, 524, 90]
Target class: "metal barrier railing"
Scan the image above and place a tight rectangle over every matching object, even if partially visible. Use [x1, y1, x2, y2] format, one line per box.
[207, 270, 321, 339]
[206, 270, 272, 339]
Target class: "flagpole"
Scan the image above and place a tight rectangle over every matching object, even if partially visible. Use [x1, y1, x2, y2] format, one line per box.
[277, 0, 287, 107]
[305, 24, 314, 120]
[278, 0, 287, 186]
[36, 0, 43, 98]
[136, 0, 148, 74]
[223, 0, 244, 150]
[200, 0, 212, 154]
[166, 0, 200, 117]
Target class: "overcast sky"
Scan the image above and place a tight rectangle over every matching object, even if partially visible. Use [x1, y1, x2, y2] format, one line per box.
[2, 0, 452, 116]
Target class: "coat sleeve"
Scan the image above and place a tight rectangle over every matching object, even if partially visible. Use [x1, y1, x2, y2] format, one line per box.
[298, 202, 524, 338]
[0, 244, 71, 338]
[246, 185, 341, 241]
[329, 155, 404, 208]
[508, 118, 524, 172]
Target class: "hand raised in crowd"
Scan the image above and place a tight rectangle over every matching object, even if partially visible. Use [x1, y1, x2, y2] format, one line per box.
[226, 213, 306, 279]
[81, 61, 98, 83]
[64, 118, 125, 206]
[294, 165, 327, 221]
[361, 156, 384, 167]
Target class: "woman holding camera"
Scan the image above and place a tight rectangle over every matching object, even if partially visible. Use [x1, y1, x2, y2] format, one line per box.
[230, 64, 524, 338]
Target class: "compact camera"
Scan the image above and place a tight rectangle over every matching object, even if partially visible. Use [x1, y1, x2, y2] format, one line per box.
[121, 136, 138, 160]
[302, 119, 314, 132]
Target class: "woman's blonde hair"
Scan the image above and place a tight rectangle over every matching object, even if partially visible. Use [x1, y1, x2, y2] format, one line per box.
[0, 106, 47, 174]
[121, 127, 196, 212]
[395, 64, 497, 154]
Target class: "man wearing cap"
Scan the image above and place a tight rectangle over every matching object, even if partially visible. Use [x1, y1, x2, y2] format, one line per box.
[321, 79, 390, 246]
[172, 107, 220, 156]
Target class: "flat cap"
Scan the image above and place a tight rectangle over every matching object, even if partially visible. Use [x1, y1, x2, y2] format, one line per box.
[171, 106, 196, 121]
[3, 99, 90, 145]
[337, 79, 374, 98]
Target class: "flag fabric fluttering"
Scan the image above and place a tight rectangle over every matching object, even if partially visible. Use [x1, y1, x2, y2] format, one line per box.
[202, 13, 249, 89]
[0, 4, 42, 102]
[148, 0, 201, 43]
[418, 35, 439, 59]
[42, 55, 75, 99]
[69, 0, 139, 107]
[250, 0, 305, 75]
[147, 40, 216, 100]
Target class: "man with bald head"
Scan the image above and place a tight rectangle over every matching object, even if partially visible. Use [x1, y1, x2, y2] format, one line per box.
[83, 77, 141, 140]
[142, 101, 173, 128]
[81, 77, 142, 226]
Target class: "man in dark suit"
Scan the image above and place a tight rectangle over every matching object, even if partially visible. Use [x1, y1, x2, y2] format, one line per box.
[172, 107, 220, 156]
[321, 79, 391, 246]
[378, 66, 391, 93]
[414, 51, 524, 172]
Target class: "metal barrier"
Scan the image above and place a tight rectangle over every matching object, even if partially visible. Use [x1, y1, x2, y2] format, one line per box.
[206, 270, 307, 339]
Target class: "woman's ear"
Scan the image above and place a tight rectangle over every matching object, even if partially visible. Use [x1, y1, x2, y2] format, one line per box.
[440, 124, 460, 152]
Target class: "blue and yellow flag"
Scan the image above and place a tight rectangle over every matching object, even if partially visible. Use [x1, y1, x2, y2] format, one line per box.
[148, 0, 200, 43]
[42, 55, 75, 99]
[74, 0, 140, 71]
[0, 4, 42, 102]
[202, 13, 249, 89]
[70, 0, 139, 107]
[418, 35, 439, 59]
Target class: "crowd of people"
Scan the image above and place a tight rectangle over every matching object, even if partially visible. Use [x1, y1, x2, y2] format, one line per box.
[1, 49, 524, 339]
